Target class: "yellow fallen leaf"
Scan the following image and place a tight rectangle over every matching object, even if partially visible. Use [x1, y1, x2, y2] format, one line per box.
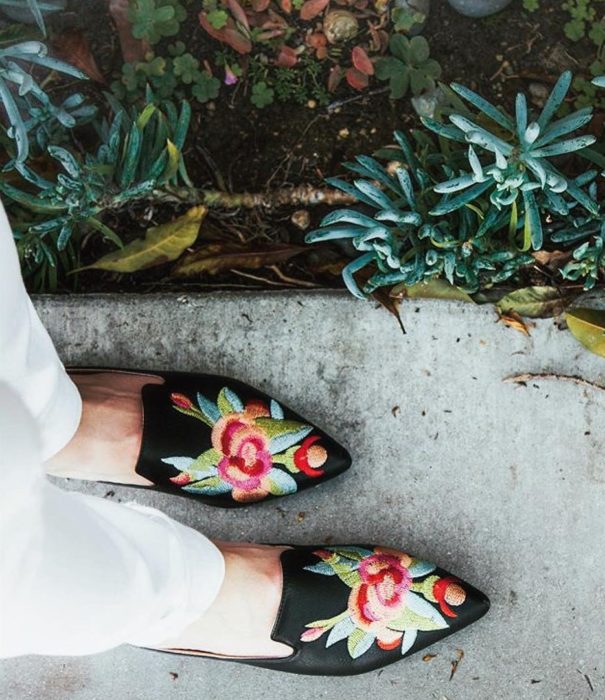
[566, 308, 605, 358]
[78, 206, 206, 273]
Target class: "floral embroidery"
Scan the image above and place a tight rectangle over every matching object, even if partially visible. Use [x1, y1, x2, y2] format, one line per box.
[300, 547, 467, 659]
[162, 388, 328, 502]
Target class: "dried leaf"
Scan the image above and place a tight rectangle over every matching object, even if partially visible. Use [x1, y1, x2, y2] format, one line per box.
[345, 66, 369, 91]
[532, 249, 572, 271]
[328, 64, 344, 92]
[276, 45, 299, 68]
[52, 29, 105, 83]
[226, 0, 250, 30]
[79, 206, 207, 273]
[108, 0, 148, 63]
[172, 242, 305, 277]
[566, 308, 605, 358]
[279, 0, 292, 12]
[496, 286, 573, 319]
[252, 0, 272, 10]
[199, 13, 253, 54]
[499, 310, 531, 336]
[351, 46, 374, 76]
[300, 0, 329, 20]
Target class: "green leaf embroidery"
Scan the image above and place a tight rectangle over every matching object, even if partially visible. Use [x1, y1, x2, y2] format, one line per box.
[387, 607, 444, 632]
[304, 611, 350, 630]
[347, 628, 375, 658]
[255, 418, 310, 439]
[217, 387, 237, 416]
[189, 448, 221, 472]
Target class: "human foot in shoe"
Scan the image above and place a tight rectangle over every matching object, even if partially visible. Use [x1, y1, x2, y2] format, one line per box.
[150, 542, 490, 676]
[46, 369, 351, 507]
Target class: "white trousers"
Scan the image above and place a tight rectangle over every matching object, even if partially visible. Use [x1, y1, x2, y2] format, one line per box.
[0, 202, 225, 658]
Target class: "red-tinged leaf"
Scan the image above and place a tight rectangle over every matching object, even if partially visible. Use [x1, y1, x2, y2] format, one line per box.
[328, 64, 344, 92]
[300, 0, 329, 21]
[252, 0, 271, 9]
[108, 0, 148, 63]
[306, 31, 327, 48]
[351, 46, 374, 76]
[279, 0, 292, 13]
[276, 45, 298, 68]
[226, 0, 250, 30]
[199, 13, 253, 54]
[345, 66, 369, 91]
[52, 29, 105, 83]
[317, 46, 329, 59]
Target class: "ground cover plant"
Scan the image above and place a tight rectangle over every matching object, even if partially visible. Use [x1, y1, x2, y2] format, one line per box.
[2, 1, 605, 356]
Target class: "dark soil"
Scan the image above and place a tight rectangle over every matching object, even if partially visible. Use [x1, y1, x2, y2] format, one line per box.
[44, 1, 599, 293]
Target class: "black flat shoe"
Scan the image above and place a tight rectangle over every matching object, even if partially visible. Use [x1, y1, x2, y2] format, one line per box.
[159, 544, 490, 676]
[70, 369, 351, 508]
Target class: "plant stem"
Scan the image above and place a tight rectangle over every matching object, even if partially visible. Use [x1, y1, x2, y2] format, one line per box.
[153, 184, 357, 209]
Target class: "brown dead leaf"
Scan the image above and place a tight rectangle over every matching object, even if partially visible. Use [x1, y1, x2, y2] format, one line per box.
[423, 653, 437, 662]
[328, 64, 344, 92]
[279, 0, 292, 12]
[108, 0, 148, 63]
[449, 649, 464, 681]
[300, 0, 329, 20]
[531, 249, 572, 271]
[498, 310, 532, 336]
[199, 13, 253, 54]
[226, 0, 250, 30]
[252, 0, 272, 9]
[52, 29, 105, 82]
[171, 242, 306, 277]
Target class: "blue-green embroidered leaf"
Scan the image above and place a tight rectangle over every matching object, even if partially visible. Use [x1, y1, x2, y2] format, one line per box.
[266, 469, 298, 496]
[196, 392, 221, 424]
[405, 591, 448, 628]
[270, 399, 284, 419]
[407, 559, 437, 577]
[400, 629, 418, 655]
[269, 426, 313, 454]
[304, 561, 337, 576]
[161, 456, 195, 470]
[184, 476, 232, 495]
[326, 617, 356, 648]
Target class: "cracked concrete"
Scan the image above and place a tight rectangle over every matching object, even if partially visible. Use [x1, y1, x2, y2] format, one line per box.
[1, 291, 603, 699]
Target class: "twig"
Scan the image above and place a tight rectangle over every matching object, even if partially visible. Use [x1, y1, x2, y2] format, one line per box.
[503, 373, 605, 393]
[269, 265, 321, 288]
[327, 87, 389, 112]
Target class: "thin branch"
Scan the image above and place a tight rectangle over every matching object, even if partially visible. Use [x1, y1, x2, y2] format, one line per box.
[503, 373, 605, 393]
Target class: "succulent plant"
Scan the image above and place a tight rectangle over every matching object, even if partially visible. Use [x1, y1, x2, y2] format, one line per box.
[2, 95, 192, 287]
[307, 130, 532, 297]
[422, 71, 598, 250]
[375, 35, 441, 99]
[0, 40, 88, 163]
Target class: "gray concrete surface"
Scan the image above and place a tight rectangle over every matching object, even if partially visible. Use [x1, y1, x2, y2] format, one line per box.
[1, 291, 604, 700]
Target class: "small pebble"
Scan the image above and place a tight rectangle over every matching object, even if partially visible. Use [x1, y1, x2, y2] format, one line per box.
[307, 99, 317, 109]
[291, 209, 311, 230]
[338, 127, 350, 139]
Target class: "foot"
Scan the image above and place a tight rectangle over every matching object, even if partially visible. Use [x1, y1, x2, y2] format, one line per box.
[153, 543, 292, 658]
[45, 371, 161, 486]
